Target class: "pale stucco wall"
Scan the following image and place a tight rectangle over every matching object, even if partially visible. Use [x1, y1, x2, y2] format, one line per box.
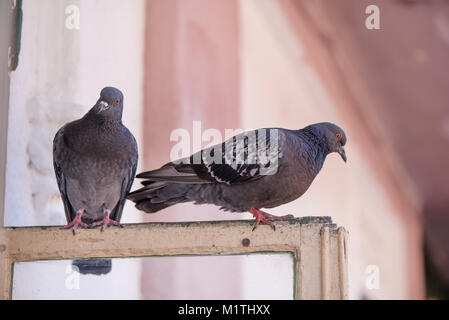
[238, 0, 408, 299]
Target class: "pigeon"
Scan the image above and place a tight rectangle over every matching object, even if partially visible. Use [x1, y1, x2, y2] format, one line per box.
[53, 87, 138, 234]
[127, 122, 346, 230]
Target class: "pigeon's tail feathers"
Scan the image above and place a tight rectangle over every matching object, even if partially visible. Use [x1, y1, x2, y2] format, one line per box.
[135, 200, 175, 213]
[127, 180, 191, 214]
[136, 162, 193, 180]
[136, 162, 212, 184]
[126, 181, 169, 202]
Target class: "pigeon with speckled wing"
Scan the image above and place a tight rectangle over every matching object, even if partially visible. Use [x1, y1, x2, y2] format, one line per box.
[127, 122, 346, 230]
[53, 87, 138, 234]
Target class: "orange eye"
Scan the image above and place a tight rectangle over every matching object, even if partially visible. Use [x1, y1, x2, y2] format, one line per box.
[335, 133, 341, 140]
[114, 99, 121, 104]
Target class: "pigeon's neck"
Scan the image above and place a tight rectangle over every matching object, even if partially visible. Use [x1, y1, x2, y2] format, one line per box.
[84, 111, 122, 127]
[65, 116, 128, 159]
[296, 127, 330, 165]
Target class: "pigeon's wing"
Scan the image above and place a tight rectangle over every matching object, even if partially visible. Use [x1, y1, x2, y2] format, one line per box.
[199, 128, 283, 184]
[110, 142, 138, 222]
[53, 125, 76, 223]
[135, 128, 283, 186]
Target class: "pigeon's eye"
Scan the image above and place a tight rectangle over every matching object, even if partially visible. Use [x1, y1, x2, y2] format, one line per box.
[114, 98, 121, 104]
[335, 133, 341, 140]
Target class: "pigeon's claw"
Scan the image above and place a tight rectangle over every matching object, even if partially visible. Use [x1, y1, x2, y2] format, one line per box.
[60, 211, 88, 235]
[93, 211, 121, 231]
[249, 208, 293, 231]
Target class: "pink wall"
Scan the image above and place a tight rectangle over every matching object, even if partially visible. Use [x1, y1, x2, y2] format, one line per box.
[141, 0, 241, 299]
[279, 0, 425, 299]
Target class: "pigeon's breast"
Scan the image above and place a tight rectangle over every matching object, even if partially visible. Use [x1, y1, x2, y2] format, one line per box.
[252, 131, 323, 209]
[61, 145, 131, 220]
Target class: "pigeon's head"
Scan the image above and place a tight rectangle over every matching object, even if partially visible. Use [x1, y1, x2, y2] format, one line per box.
[310, 122, 347, 162]
[94, 87, 124, 120]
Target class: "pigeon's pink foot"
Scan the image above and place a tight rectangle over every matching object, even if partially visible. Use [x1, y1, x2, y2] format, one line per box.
[249, 208, 294, 231]
[93, 211, 121, 231]
[60, 211, 88, 235]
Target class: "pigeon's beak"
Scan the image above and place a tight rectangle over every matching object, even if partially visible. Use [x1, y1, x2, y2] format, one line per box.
[97, 101, 109, 113]
[338, 146, 347, 163]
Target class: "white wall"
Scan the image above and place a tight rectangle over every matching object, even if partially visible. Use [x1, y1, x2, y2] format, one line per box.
[6, 0, 145, 299]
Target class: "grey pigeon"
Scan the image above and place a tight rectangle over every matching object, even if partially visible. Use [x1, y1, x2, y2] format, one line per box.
[53, 87, 138, 234]
[127, 122, 346, 230]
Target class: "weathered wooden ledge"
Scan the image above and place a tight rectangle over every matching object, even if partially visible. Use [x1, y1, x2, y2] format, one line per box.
[0, 216, 348, 300]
